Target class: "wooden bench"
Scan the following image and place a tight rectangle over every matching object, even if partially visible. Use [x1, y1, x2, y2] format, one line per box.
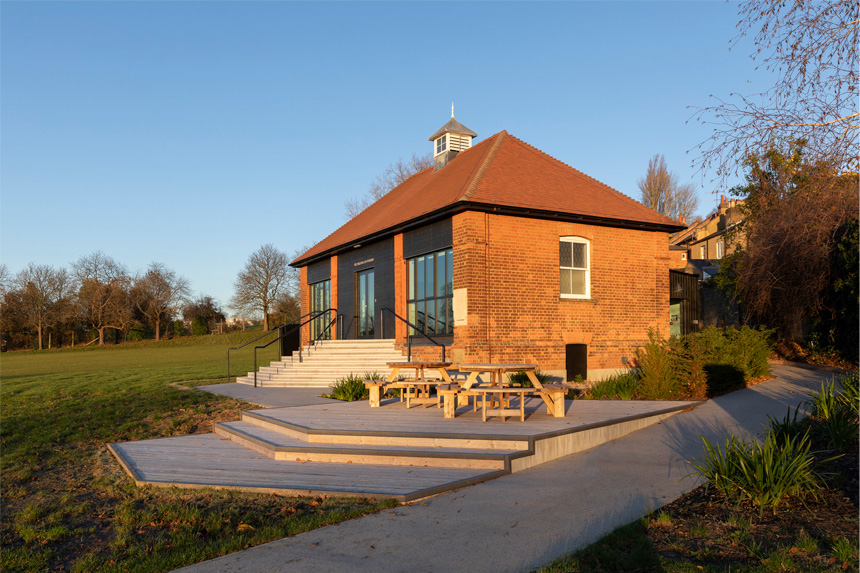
[364, 380, 389, 408]
[474, 387, 536, 422]
[364, 379, 447, 409]
[539, 384, 567, 417]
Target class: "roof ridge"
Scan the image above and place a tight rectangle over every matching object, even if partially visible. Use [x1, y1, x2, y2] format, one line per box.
[503, 134, 678, 225]
[459, 131, 507, 202]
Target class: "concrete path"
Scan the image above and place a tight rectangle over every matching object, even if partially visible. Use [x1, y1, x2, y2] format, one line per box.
[196, 383, 336, 409]
[178, 366, 834, 573]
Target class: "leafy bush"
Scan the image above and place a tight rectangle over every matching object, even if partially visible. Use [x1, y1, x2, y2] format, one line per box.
[191, 316, 209, 336]
[508, 369, 553, 388]
[724, 326, 773, 380]
[584, 371, 640, 400]
[637, 326, 772, 400]
[690, 430, 824, 515]
[173, 320, 186, 337]
[324, 372, 384, 401]
[636, 330, 682, 399]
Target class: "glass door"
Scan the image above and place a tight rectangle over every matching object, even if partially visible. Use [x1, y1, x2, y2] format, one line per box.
[355, 269, 375, 338]
[310, 280, 331, 340]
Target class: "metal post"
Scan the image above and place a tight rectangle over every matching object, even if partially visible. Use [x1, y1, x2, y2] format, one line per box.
[253, 349, 258, 388]
[226, 350, 230, 384]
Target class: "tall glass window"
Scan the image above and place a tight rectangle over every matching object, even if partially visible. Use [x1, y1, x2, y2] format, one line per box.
[407, 248, 453, 336]
[310, 280, 331, 340]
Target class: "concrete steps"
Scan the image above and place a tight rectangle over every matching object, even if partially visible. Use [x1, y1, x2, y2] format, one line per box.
[213, 418, 529, 470]
[235, 339, 406, 388]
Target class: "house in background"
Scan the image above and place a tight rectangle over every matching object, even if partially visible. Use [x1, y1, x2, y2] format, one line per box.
[290, 114, 684, 381]
[671, 195, 745, 263]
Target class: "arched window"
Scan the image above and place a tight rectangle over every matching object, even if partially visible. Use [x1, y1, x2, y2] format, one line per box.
[559, 237, 590, 299]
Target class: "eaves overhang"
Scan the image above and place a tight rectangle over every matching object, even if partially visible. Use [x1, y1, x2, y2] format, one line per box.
[291, 202, 687, 268]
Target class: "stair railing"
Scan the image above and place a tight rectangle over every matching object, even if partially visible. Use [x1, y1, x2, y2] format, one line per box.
[298, 311, 342, 362]
[340, 314, 358, 340]
[379, 307, 447, 362]
[227, 315, 312, 384]
[252, 308, 337, 387]
[226, 309, 335, 386]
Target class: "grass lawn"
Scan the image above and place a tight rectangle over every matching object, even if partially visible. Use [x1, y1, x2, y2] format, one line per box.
[0, 335, 396, 572]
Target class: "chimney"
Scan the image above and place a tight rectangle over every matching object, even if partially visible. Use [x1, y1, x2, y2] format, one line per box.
[429, 105, 478, 171]
[720, 194, 726, 204]
[680, 215, 686, 225]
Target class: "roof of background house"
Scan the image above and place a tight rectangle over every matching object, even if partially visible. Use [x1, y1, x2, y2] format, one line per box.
[293, 131, 684, 267]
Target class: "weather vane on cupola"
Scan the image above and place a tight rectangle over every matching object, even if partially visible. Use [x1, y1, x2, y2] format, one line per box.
[429, 104, 477, 171]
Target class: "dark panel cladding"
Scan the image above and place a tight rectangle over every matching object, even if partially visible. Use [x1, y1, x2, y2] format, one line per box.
[403, 219, 453, 259]
[337, 238, 395, 339]
[307, 259, 331, 284]
[669, 270, 701, 335]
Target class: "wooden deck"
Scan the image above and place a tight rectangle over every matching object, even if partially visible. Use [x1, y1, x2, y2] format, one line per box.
[109, 397, 701, 502]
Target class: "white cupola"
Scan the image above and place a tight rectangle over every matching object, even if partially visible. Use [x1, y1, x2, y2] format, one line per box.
[428, 105, 477, 171]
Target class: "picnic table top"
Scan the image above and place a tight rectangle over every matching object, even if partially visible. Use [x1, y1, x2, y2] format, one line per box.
[387, 361, 452, 368]
[457, 363, 538, 371]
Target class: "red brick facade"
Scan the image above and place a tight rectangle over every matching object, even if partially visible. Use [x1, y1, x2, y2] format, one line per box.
[327, 210, 672, 377]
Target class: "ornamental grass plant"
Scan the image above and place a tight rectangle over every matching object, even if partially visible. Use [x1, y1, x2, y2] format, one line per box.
[584, 371, 640, 400]
[689, 429, 824, 516]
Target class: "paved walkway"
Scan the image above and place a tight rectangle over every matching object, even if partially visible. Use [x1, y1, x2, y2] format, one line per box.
[195, 383, 335, 408]
[178, 366, 834, 573]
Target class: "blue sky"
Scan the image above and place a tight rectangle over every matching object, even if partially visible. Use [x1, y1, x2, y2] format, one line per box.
[1, 1, 770, 311]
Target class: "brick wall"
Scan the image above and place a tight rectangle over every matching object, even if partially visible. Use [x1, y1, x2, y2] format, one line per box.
[449, 211, 670, 374]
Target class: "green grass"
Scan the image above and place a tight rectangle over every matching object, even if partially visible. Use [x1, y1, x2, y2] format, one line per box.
[0, 339, 396, 572]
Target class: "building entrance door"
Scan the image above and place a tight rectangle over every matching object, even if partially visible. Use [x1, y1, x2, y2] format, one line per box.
[355, 269, 375, 338]
[669, 302, 682, 337]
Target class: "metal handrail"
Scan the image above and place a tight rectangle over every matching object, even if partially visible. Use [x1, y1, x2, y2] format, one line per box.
[341, 314, 357, 340]
[226, 309, 333, 384]
[379, 307, 447, 362]
[252, 308, 337, 387]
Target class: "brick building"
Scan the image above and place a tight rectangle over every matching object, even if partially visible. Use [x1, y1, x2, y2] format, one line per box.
[291, 115, 684, 381]
[670, 195, 745, 263]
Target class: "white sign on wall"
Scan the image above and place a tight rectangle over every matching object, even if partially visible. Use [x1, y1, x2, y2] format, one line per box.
[453, 288, 468, 326]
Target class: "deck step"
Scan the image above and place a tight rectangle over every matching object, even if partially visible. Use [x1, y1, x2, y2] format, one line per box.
[213, 420, 526, 469]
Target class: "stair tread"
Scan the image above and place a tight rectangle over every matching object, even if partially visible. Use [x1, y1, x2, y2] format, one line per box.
[218, 421, 525, 457]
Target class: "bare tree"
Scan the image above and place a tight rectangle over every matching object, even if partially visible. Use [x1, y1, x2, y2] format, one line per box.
[73, 251, 132, 345]
[693, 0, 859, 180]
[230, 244, 290, 331]
[344, 153, 432, 219]
[131, 262, 190, 341]
[720, 146, 858, 339]
[637, 154, 699, 222]
[0, 264, 10, 298]
[14, 263, 71, 350]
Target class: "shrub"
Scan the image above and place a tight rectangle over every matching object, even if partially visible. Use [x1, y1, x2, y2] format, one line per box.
[508, 369, 553, 388]
[584, 371, 640, 400]
[690, 429, 823, 515]
[723, 325, 773, 380]
[173, 320, 187, 337]
[636, 330, 682, 399]
[324, 371, 386, 402]
[191, 317, 209, 336]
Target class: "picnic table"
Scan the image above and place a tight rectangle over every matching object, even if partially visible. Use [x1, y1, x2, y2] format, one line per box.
[444, 363, 567, 420]
[362, 362, 454, 409]
[387, 361, 452, 408]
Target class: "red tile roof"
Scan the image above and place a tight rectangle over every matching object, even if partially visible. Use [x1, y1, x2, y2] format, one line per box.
[293, 131, 683, 266]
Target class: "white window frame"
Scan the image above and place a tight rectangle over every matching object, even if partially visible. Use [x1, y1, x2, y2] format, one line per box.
[560, 236, 590, 299]
[435, 134, 447, 155]
[716, 240, 724, 259]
